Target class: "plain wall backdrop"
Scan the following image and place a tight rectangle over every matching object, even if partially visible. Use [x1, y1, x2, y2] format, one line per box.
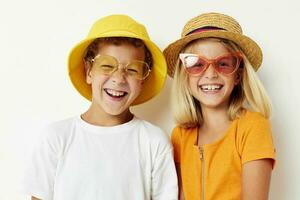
[1, 0, 300, 199]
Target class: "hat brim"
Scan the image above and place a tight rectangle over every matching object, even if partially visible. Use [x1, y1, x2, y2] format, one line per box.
[163, 30, 263, 77]
[68, 30, 167, 105]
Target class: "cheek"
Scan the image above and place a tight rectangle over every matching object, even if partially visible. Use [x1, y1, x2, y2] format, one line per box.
[129, 80, 143, 94]
[224, 78, 237, 93]
[89, 73, 109, 88]
[188, 76, 200, 92]
[188, 76, 195, 87]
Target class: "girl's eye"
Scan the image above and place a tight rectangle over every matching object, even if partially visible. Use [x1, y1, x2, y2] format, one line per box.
[219, 62, 230, 67]
[218, 59, 234, 68]
[185, 56, 199, 68]
[194, 61, 205, 68]
[190, 59, 206, 69]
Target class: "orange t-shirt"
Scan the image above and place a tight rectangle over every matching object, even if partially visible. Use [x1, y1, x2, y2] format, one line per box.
[171, 110, 276, 200]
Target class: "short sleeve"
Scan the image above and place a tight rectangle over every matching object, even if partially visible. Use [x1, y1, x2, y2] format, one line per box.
[21, 126, 61, 200]
[151, 129, 178, 200]
[171, 126, 181, 164]
[239, 115, 276, 168]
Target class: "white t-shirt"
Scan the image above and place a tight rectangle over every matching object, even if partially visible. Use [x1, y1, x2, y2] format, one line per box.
[22, 116, 178, 200]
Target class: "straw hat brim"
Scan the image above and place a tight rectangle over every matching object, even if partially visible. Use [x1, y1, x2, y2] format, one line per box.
[68, 30, 167, 105]
[163, 30, 263, 77]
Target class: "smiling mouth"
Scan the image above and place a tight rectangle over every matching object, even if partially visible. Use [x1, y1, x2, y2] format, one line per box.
[104, 89, 128, 98]
[199, 84, 223, 92]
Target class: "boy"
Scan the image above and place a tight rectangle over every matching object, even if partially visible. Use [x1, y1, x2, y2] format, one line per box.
[23, 14, 178, 200]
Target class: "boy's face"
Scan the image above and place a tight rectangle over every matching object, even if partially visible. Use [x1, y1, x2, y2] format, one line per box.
[86, 43, 145, 117]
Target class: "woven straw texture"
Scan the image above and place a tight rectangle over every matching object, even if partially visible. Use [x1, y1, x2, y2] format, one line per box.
[163, 12, 263, 77]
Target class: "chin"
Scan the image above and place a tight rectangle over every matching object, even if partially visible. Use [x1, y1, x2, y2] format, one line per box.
[200, 99, 227, 109]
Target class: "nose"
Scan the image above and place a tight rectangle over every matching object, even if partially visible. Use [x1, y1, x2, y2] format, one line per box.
[110, 67, 126, 84]
[203, 64, 218, 79]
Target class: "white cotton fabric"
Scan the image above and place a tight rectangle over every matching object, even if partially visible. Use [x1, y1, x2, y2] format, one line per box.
[22, 116, 178, 200]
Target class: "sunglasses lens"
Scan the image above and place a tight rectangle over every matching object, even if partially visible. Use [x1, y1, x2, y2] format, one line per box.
[184, 56, 207, 74]
[92, 55, 150, 80]
[127, 61, 149, 80]
[215, 56, 239, 74]
[93, 55, 118, 74]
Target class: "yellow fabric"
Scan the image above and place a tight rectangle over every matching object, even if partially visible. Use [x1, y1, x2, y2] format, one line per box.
[171, 110, 276, 200]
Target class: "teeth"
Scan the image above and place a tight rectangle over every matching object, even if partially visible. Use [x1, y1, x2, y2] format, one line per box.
[200, 84, 222, 91]
[106, 89, 126, 97]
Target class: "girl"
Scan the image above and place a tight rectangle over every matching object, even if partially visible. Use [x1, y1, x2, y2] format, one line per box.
[163, 12, 276, 200]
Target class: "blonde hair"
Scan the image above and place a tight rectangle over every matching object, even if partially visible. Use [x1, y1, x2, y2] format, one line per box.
[172, 38, 272, 128]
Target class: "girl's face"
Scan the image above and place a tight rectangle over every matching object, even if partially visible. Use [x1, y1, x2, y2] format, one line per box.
[186, 39, 242, 111]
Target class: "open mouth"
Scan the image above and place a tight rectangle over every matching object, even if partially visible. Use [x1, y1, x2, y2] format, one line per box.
[104, 89, 128, 98]
[199, 84, 223, 92]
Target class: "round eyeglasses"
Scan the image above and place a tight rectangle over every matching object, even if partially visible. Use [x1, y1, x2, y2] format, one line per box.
[90, 54, 151, 80]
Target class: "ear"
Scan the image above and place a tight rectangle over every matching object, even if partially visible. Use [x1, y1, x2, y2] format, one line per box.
[234, 68, 243, 85]
[85, 62, 93, 85]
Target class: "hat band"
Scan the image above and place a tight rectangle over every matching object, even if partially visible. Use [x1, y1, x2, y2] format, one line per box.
[186, 26, 225, 36]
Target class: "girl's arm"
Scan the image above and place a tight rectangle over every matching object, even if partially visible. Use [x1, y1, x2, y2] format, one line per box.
[31, 197, 41, 200]
[242, 159, 273, 200]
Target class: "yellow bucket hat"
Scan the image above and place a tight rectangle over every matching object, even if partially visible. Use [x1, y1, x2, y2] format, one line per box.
[163, 12, 263, 77]
[68, 14, 167, 105]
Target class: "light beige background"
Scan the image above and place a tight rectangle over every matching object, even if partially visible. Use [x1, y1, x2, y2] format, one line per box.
[1, 0, 299, 199]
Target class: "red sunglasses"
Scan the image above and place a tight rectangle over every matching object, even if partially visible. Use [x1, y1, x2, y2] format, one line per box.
[179, 52, 243, 76]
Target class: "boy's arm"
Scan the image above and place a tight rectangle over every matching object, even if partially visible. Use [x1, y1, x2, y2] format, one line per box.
[22, 125, 61, 200]
[242, 159, 273, 200]
[151, 146, 178, 200]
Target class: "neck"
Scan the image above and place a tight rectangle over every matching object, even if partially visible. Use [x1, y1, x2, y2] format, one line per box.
[197, 106, 232, 146]
[201, 106, 230, 130]
[81, 104, 133, 127]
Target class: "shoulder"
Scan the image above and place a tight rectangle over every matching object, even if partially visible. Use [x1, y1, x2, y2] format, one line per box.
[237, 110, 270, 128]
[46, 117, 76, 131]
[38, 116, 77, 146]
[170, 125, 182, 141]
[29, 116, 78, 157]
[135, 119, 173, 156]
[137, 119, 169, 143]
[43, 117, 76, 135]
[235, 110, 273, 142]
[234, 110, 276, 164]
[171, 124, 196, 141]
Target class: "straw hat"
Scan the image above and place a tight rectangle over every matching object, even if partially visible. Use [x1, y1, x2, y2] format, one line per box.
[68, 14, 167, 105]
[163, 12, 263, 77]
